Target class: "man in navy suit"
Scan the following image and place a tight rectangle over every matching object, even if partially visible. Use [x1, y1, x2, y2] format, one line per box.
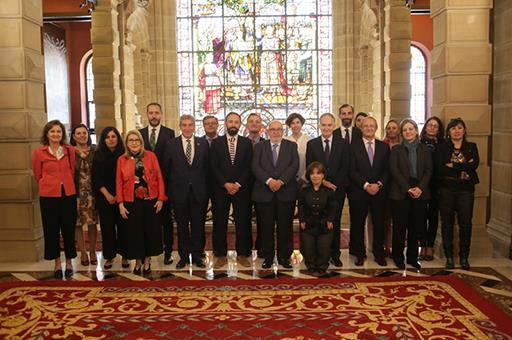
[210, 112, 253, 268]
[139, 102, 175, 265]
[348, 116, 389, 267]
[252, 120, 299, 269]
[163, 115, 209, 269]
[306, 113, 349, 267]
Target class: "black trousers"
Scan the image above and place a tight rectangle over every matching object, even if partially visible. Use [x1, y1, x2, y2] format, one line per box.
[161, 200, 174, 253]
[329, 195, 344, 259]
[212, 189, 252, 257]
[420, 190, 440, 247]
[174, 189, 206, 261]
[439, 187, 475, 258]
[349, 197, 385, 258]
[39, 194, 77, 260]
[255, 198, 294, 261]
[96, 194, 121, 261]
[120, 198, 163, 259]
[391, 197, 427, 263]
[300, 230, 332, 271]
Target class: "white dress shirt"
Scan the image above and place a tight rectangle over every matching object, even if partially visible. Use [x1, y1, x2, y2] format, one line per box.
[181, 135, 195, 163]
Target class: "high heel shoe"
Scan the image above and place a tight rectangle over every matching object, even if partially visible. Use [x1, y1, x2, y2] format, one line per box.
[54, 269, 63, 279]
[143, 264, 151, 275]
[104, 260, 113, 270]
[133, 266, 142, 275]
[64, 268, 73, 278]
[121, 258, 130, 268]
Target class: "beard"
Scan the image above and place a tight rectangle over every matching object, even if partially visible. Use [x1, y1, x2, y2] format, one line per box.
[342, 118, 352, 127]
[149, 118, 160, 127]
[227, 127, 239, 136]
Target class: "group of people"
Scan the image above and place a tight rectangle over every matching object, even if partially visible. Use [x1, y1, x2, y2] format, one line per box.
[32, 102, 479, 278]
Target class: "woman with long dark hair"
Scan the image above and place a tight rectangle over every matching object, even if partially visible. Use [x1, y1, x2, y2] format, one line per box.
[419, 116, 445, 261]
[32, 120, 77, 278]
[437, 118, 479, 270]
[92, 127, 126, 270]
[70, 124, 98, 267]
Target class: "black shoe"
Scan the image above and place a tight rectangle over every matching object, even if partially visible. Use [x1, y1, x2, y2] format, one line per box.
[64, 268, 73, 278]
[176, 259, 188, 269]
[355, 256, 365, 267]
[306, 267, 317, 274]
[375, 257, 387, 267]
[460, 258, 470, 270]
[193, 257, 206, 268]
[143, 264, 151, 275]
[317, 269, 327, 275]
[445, 257, 455, 270]
[278, 259, 292, 269]
[262, 259, 273, 269]
[54, 270, 63, 279]
[407, 261, 421, 270]
[164, 252, 173, 265]
[330, 257, 343, 268]
[394, 260, 405, 270]
[133, 266, 141, 275]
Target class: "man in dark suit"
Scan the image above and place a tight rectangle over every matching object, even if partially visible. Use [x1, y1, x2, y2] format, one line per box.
[252, 120, 299, 269]
[348, 116, 389, 266]
[163, 115, 209, 269]
[202, 115, 219, 146]
[139, 102, 175, 265]
[210, 112, 253, 269]
[306, 113, 349, 267]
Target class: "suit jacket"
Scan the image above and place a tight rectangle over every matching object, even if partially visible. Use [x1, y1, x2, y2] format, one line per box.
[140, 125, 175, 166]
[333, 126, 362, 144]
[251, 139, 299, 203]
[305, 136, 349, 198]
[163, 136, 209, 204]
[32, 145, 76, 197]
[389, 142, 432, 200]
[210, 135, 253, 194]
[348, 138, 390, 200]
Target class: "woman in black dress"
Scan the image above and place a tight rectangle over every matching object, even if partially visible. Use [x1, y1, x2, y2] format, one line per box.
[298, 161, 337, 274]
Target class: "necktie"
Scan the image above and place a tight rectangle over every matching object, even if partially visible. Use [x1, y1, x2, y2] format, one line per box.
[229, 137, 236, 164]
[324, 139, 330, 162]
[150, 128, 156, 151]
[367, 141, 374, 166]
[272, 144, 279, 166]
[344, 128, 350, 143]
[185, 139, 192, 165]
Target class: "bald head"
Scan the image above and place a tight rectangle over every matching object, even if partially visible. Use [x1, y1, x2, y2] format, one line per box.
[267, 120, 284, 143]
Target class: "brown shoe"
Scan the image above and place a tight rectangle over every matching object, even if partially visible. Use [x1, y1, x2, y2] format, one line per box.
[213, 256, 227, 269]
[237, 256, 251, 267]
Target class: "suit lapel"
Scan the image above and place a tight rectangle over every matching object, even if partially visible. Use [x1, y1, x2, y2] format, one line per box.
[176, 136, 188, 166]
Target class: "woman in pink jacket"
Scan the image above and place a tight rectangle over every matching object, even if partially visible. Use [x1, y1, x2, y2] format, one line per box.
[116, 130, 166, 275]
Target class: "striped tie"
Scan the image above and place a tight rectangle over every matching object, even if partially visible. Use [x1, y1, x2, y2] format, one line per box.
[229, 137, 236, 164]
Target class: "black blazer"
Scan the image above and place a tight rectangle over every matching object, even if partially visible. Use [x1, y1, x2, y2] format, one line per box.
[436, 140, 479, 189]
[140, 125, 175, 166]
[305, 136, 349, 198]
[349, 138, 390, 201]
[210, 135, 253, 192]
[333, 126, 362, 144]
[251, 139, 299, 203]
[163, 136, 209, 204]
[388, 142, 432, 200]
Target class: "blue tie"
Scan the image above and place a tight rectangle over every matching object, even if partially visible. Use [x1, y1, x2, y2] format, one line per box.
[272, 144, 279, 166]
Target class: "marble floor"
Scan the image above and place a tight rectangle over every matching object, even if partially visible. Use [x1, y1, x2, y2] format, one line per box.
[1, 250, 511, 317]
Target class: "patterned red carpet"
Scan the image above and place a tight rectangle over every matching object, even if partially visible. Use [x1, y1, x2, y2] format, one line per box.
[1, 276, 511, 339]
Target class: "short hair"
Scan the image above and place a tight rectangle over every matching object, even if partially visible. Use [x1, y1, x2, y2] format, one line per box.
[420, 116, 445, 142]
[124, 129, 145, 158]
[225, 111, 241, 121]
[362, 116, 378, 129]
[70, 123, 92, 146]
[445, 117, 467, 141]
[305, 161, 326, 183]
[399, 118, 419, 137]
[319, 112, 336, 122]
[146, 102, 162, 112]
[247, 112, 262, 122]
[338, 104, 354, 114]
[41, 120, 67, 145]
[285, 113, 305, 127]
[179, 114, 195, 125]
[202, 115, 218, 124]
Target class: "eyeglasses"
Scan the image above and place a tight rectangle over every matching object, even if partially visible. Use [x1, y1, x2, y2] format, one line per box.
[127, 139, 141, 144]
[268, 128, 283, 132]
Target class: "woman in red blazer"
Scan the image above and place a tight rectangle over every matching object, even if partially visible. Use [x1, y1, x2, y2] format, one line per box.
[116, 129, 166, 274]
[32, 120, 77, 279]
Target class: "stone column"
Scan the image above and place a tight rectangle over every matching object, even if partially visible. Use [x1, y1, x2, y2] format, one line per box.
[431, 0, 493, 257]
[91, 0, 124, 135]
[0, 0, 45, 261]
[384, 0, 411, 124]
[488, 0, 512, 258]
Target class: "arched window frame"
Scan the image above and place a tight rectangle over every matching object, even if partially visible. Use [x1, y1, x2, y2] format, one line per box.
[80, 49, 95, 131]
[410, 41, 432, 128]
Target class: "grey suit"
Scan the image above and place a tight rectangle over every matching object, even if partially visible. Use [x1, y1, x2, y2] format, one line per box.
[251, 139, 299, 262]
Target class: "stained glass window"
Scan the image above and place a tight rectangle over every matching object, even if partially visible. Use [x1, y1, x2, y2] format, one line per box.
[410, 45, 426, 128]
[176, 0, 332, 135]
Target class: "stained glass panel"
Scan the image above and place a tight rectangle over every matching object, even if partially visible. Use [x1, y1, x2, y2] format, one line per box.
[177, 0, 332, 134]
